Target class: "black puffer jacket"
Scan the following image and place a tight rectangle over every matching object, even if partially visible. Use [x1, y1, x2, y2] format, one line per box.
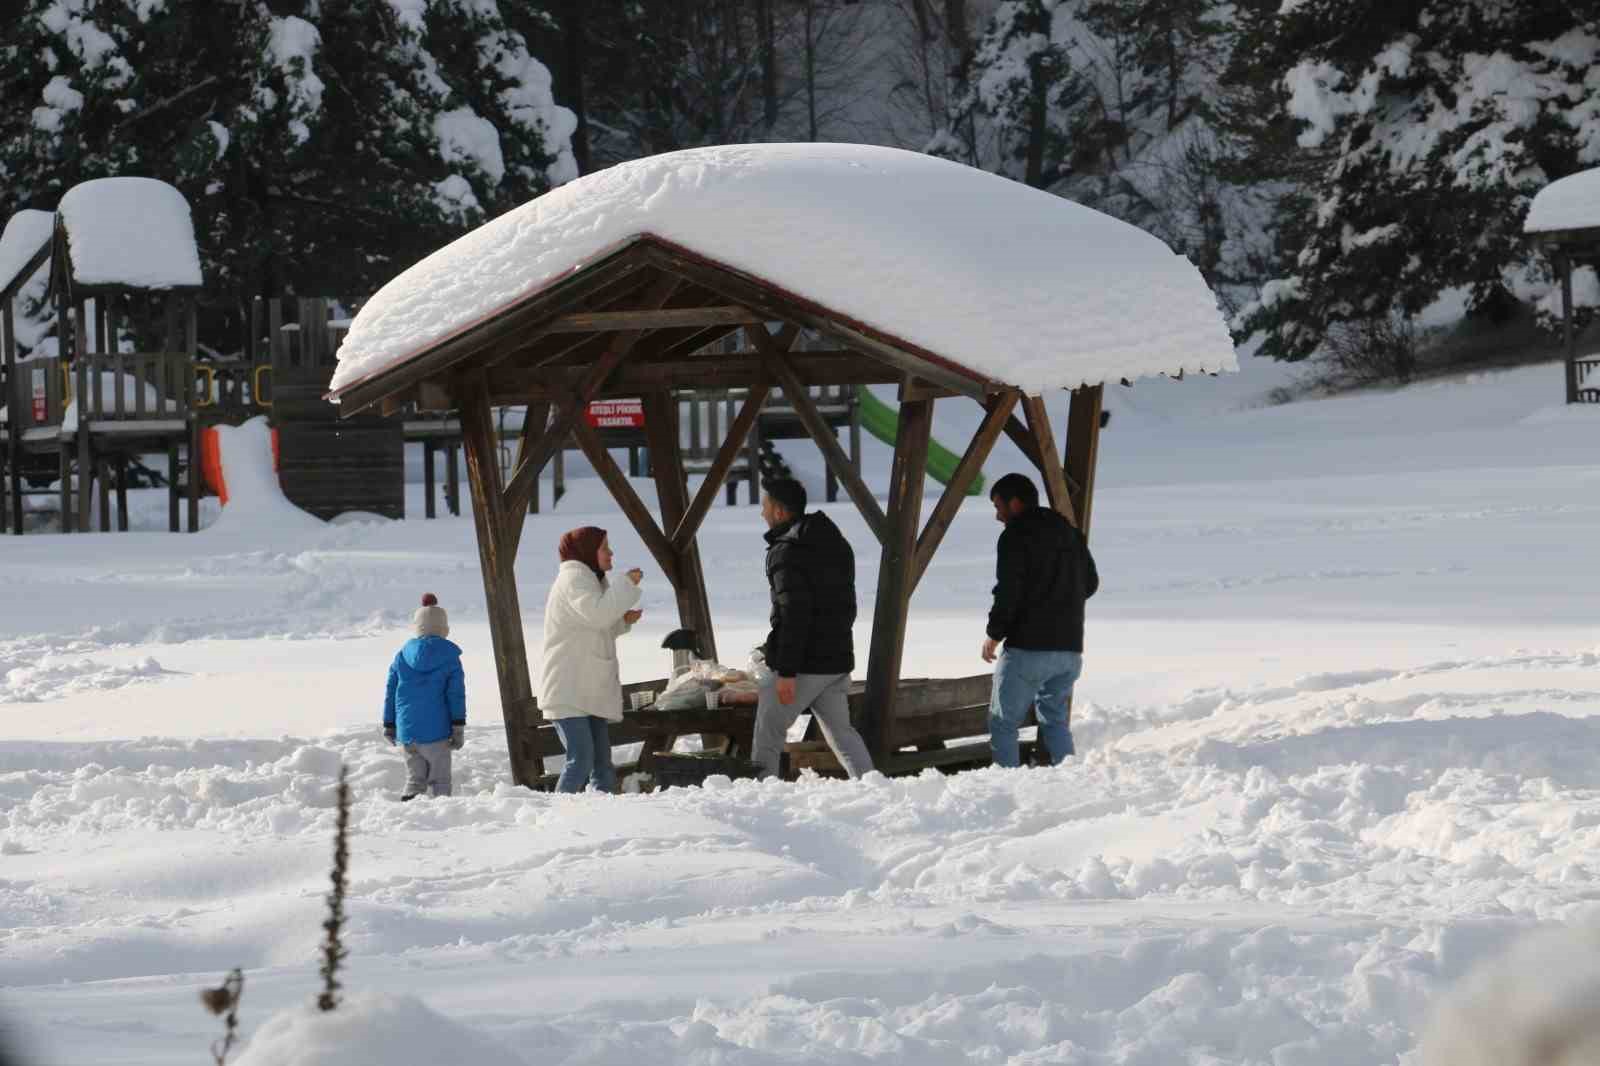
[987, 506, 1099, 652]
[763, 511, 856, 677]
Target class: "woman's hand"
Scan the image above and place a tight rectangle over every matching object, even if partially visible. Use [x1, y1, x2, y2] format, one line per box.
[623, 609, 643, 625]
[625, 568, 644, 585]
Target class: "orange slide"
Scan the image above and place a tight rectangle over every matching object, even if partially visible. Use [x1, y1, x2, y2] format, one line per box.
[199, 427, 279, 504]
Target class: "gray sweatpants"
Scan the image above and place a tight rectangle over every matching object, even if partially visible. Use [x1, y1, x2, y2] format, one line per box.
[403, 740, 452, 797]
[752, 671, 874, 779]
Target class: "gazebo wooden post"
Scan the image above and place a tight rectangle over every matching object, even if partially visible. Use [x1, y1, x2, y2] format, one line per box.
[862, 397, 934, 761]
[457, 370, 540, 787]
[1559, 251, 1577, 404]
[1065, 385, 1104, 536]
[642, 389, 719, 663]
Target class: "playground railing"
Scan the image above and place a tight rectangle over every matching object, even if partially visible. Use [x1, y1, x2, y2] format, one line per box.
[73, 352, 194, 424]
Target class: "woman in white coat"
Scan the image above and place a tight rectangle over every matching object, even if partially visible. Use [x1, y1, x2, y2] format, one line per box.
[540, 526, 643, 793]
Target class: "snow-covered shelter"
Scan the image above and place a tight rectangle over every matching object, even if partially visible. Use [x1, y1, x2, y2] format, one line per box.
[3, 178, 205, 534]
[329, 143, 1236, 786]
[1525, 167, 1600, 403]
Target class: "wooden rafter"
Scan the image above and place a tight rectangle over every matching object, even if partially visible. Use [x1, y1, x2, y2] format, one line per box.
[910, 391, 1018, 591]
[637, 242, 989, 400]
[671, 383, 771, 551]
[749, 325, 888, 543]
[485, 350, 897, 402]
[545, 307, 764, 333]
[330, 248, 655, 416]
[570, 418, 682, 586]
[1020, 394, 1077, 527]
[500, 275, 680, 520]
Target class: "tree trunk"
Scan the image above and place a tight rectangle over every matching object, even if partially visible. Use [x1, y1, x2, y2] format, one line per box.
[804, 1, 819, 140]
[759, 0, 778, 132]
[563, 0, 591, 173]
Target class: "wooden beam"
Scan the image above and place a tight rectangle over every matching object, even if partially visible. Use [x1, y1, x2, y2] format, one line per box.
[1065, 385, 1103, 536]
[570, 417, 681, 587]
[643, 390, 719, 665]
[910, 391, 1017, 591]
[749, 326, 888, 543]
[1020, 394, 1076, 527]
[636, 242, 990, 400]
[501, 276, 680, 518]
[457, 371, 540, 788]
[331, 247, 654, 417]
[862, 397, 934, 761]
[485, 350, 897, 401]
[671, 384, 770, 551]
[899, 377, 958, 402]
[545, 307, 764, 333]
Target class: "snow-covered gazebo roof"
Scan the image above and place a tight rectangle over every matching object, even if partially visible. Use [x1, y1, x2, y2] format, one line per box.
[1525, 166, 1600, 242]
[328, 143, 1234, 410]
[0, 209, 54, 298]
[56, 177, 203, 293]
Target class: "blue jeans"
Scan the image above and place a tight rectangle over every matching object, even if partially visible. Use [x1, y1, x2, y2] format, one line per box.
[989, 648, 1082, 768]
[552, 716, 616, 793]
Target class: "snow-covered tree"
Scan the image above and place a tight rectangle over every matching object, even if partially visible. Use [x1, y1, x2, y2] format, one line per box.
[931, 0, 1269, 307]
[0, 0, 576, 353]
[1235, 1, 1600, 361]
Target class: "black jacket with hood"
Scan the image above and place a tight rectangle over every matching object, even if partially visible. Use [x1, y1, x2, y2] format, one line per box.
[763, 511, 856, 677]
[987, 506, 1099, 652]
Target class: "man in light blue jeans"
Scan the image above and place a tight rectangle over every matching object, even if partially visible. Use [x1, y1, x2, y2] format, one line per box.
[989, 648, 1083, 768]
[981, 473, 1098, 768]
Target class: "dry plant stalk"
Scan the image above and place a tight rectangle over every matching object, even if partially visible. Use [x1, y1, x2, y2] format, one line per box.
[316, 764, 351, 1012]
[200, 968, 244, 1065]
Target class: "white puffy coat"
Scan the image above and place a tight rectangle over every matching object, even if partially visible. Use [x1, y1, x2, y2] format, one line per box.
[538, 560, 641, 722]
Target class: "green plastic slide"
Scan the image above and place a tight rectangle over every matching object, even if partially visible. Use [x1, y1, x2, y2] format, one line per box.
[857, 388, 985, 496]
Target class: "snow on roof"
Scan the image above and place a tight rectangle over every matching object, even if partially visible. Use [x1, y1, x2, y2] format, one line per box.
[0, 209, 54, 295]
[331, 144, 1236, 396]
[57, 177, 203, 290]
[1525, 166, 1600, 234]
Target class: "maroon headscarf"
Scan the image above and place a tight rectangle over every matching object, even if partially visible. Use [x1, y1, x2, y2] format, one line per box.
[558, 526, 608, 581]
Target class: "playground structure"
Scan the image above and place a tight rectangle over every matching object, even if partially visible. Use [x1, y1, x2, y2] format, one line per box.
[1526, 166, 1600, 403]
[1, 181, 203, 534]
[325, 143, 1236, 786]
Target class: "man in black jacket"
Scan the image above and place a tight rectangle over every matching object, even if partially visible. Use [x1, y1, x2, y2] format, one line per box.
[751, 477, 874, 779]
[983, 472, 1099, 767]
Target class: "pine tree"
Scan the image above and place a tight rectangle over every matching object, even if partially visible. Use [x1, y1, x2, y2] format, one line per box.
[0, 0, 575, 355]
[1235, 0, 1600, 361]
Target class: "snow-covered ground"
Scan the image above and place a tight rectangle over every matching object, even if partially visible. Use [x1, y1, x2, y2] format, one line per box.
[4, 357, 1600, 1065]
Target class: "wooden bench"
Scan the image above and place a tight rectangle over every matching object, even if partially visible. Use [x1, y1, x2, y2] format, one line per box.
[515, 673, 1027, 789]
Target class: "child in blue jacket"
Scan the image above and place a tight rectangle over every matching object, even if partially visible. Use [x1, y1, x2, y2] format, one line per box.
[383, 593, 466, 799]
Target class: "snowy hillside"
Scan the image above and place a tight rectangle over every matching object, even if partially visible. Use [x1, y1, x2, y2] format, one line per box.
[3, 358, 1600, 1064]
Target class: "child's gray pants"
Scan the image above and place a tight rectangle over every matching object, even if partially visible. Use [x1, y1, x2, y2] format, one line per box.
[403, 740, 452, 797]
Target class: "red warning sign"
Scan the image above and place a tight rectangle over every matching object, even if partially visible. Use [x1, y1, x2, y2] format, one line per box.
[585, 399, 645, 429]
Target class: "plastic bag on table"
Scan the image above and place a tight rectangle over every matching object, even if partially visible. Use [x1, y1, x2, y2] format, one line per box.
[654, 658, 752, 711]
[746, 647, 774, 688]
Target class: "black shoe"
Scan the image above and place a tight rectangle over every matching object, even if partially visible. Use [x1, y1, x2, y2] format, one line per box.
[400, 793, 420, 802]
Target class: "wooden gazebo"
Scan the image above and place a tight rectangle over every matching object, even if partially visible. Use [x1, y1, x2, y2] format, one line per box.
[1526, 166, 1600, 403]
[327, 144, 1234, 787]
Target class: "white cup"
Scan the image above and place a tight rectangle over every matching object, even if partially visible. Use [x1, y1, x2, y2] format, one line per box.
[704, 689, 720, 709]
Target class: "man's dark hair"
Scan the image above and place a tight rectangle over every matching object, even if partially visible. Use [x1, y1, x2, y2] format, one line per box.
[989, 472, 1039, 508]
[764, 477, 807, 516]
